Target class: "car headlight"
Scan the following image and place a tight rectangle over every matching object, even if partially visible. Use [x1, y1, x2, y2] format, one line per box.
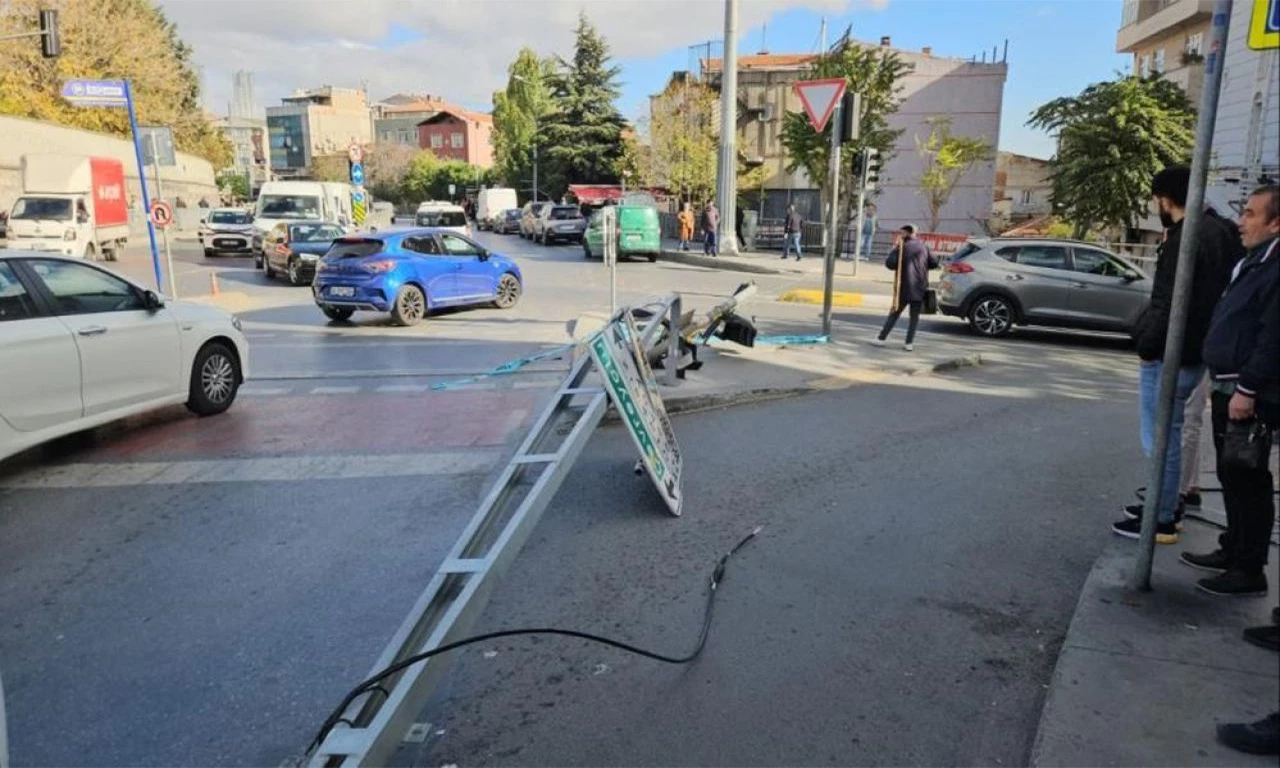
[231, 315, 243, 332]
[64, 228, 77, 241]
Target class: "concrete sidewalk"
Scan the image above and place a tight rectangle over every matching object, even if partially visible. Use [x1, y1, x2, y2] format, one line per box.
[1033, 504, 1279, 766]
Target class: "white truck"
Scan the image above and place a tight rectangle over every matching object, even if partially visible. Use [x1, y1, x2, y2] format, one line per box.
[475, 187, 518, 230]
[3, 154, 130, 261]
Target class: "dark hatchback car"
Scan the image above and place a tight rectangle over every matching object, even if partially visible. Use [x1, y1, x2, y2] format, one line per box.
[494, 208, 523, 234]
[262, 221, 347, 285]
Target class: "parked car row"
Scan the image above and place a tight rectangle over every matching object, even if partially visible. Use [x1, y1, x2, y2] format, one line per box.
[487, 201, 662, 262]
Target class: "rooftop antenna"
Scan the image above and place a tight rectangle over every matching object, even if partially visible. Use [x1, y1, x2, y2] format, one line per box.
[819, 16, 827, 52]
[760, 21, 768, 54]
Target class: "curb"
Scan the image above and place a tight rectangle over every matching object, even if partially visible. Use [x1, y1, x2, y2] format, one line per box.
[777, 288, 893, 309]
[657, 249, 797, 276]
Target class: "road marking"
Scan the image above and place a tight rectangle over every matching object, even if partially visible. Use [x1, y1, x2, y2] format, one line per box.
[311, 385, 361, 395]
[0, 450, 503, 489]
[376, 383, 432, 393]
[238, 386, 291, 396]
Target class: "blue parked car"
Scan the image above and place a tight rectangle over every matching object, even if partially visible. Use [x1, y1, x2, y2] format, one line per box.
[312, 227, 523, 326]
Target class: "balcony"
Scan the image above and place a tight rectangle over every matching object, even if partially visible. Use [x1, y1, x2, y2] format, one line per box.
[1117, 0, 1214, 52]
[1161, 61, 1206, 104]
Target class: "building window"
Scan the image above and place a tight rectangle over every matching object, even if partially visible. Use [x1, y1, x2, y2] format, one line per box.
[450, 132, 464, 149]
[1121, 0, 1139, 26]
[1185, 32, 1203, 56]
[1020, 189, 1033, 205]
[1140, 53, 1152, 77]
[1153, 48, 1165, 73]
[430, 134, 443, 149]
[399, 129, 413, 143]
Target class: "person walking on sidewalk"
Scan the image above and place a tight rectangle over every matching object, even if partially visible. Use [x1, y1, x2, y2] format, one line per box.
[781, 204, 803, 261]
[1113, 167, 1242, 545]
[1181, 185, 1279, 596]
[677, 202, 695, 252]
[871, 224, 937, 351]
[861, 202, 878, 261]
[701, 202, 719, 257]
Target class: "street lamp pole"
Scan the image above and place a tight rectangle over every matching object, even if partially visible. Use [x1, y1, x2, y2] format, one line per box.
[513, 74, 540, 202]
[715, 0, 740, 255]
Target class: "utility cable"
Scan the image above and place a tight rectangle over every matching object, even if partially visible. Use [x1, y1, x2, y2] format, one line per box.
[306, 526, 764, 757]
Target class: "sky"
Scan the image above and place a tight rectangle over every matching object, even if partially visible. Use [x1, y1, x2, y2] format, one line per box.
[164, 0, 1133, 160]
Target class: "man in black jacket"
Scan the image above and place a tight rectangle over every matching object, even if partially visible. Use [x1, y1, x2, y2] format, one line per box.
[1181, 185, 1279, 597]
[1114, 167, 1244, 544]
[871, 224, 938, 352]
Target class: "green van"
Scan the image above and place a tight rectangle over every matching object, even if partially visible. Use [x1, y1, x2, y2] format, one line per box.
[582, 204, 661, 262]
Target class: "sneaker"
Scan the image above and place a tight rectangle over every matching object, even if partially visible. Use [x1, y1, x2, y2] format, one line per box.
[904, 343, 914, 352]
[1122, 502, 1184, 530]
[1243, 624, 1280, 652]
[1182, 490, 1202, 508]
[794, 255, 801, 262]
[1216, 712, 1279, 756]
[869, 337, 886, 347]
[1196, 569, 1269, 597]
[1180, 549, 1234, 573]
[1111, 517, 1179, 544]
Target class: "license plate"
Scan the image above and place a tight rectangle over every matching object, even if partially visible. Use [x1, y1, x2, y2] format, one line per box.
[214, 239, 241, 248]
[626, 233, 641, 240]
[330, 286, 355, 297]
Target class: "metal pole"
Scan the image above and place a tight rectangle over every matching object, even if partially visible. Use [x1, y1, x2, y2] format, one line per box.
[852, 184, 867, 277]
[821, 100, 842, 338]
[665, 294, 682, 387]
[532, 142, 538, 203]
[1130, 0, 1233, 590]
[125, 81, 163, 291]
[148, 133, 178, 299]
[716, 0, 739, 255]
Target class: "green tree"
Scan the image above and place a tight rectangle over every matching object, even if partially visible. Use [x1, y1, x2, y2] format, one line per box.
[364, 143, 419, 207]
[0, 0, 232, 168]
[540, 12, 627, 199]
[215, 171, 249, 202]
[310, 154, 350, 182]
[915, 117, 995, 232]
[779, 30, 911, 224]
[492, 48, 552, 194]
[402, 150, 441, 203]
[644, 79, 717, 204]
[1027, 75, 1195, 238]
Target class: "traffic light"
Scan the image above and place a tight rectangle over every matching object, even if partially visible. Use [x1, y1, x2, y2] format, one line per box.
[838, 91, 861, 143]
[39, 9, 60, 58]
[863, 148, 882, 191]
[850, 150, 864, 181]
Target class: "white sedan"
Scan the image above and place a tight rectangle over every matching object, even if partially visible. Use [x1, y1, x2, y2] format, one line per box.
[0, 252, 249, 463]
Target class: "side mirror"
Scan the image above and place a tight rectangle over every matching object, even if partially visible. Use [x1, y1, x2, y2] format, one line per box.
[142, 290, 164, 311]
[76, 211, 90, 224]
[1122, 271, 1142, 283]
[477, 250, 490, 261]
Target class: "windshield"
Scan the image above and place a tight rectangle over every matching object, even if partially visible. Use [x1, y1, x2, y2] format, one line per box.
[11, 198, 72, 220]
[209, 211, 252, 225]
[292, 223, 345, 242]
[324, 240, 383, 258]
[549, 207, 580, 220]
[504, 209, 522, 219]
[258, 195, 321, 219]
[416, 210, 467, 227]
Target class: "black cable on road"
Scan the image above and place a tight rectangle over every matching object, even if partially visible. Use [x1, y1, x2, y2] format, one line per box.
[306, 525, 764, 757]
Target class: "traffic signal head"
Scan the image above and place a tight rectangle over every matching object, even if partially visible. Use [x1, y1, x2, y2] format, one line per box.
[39, 9, 60, 58]
[851, 150, 864, 181]
[864, 147, 882, 191]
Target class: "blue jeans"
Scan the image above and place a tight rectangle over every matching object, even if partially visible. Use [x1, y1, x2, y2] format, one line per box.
[782, 231, 802, 258]
[861, 232, 874, 259]
[704, 231, 717, 255]
[1139, 361, 1206, 523]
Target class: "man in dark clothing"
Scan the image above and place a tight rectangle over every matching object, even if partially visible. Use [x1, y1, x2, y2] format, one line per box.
[1181, 185, 1279, 596]
[781, 204, 803, 261]
[735, 204, 745, 249]
[701, 203, 719, 256]
[1113, 167, 1244, 545]
[871, 224, 937, 351]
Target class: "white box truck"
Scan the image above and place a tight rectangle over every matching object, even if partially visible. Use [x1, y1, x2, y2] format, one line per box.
[3, 154, 130, 260]
[475, 187, 518, 231]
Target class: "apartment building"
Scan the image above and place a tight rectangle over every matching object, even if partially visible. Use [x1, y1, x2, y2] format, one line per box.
[372, 94, 451, 146]
[1117, 0, 1277, 235]
[700, 37, 1008, 235]
[417, 109, 495, 168]
[992, 151, 1053, 230]
[265, 86, 373, 178]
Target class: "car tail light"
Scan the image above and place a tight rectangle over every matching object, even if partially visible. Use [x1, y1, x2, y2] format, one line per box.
[362, 259, 397, 274]
[945, 261, 974, 274]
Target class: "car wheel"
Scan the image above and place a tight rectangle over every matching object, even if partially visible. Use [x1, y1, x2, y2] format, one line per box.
[186, 341, 240, 416]
[390, 284, 427, 326]
[103, 247, 118, 262]
[648, 254, 657, 263]
[287, 258, 305, 286]
[583, 241, 592, 259]
[968, 295, 1015, 337]
[494, 273, 521, 309]
[254, 252, 263, 269]
[83, 244, 95, 260]
[321, 305, 354, 322]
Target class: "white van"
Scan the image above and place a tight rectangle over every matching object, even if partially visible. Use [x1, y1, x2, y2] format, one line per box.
[254, 181, 353, 237]
[475, 188, 518, 231]
[414, 201, 470, 236]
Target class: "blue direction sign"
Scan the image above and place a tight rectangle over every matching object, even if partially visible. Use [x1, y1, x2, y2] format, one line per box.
[351, 188, 366, 203]
[350, 163, 365, 186]
[61, 78, 128, 108]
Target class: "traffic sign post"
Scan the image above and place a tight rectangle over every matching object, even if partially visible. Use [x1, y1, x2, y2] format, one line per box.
[348, 143, 366, 227]
[146, 130, 178, 299]
[793, 77, 847, 133]
[62, 78, 164, 290]
[602, 207, 618, 315]
[794, 78, 849, 337]
[148, 200, 173, 228]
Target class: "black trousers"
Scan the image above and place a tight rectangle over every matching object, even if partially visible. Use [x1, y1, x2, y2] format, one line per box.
[1212, 391, 1276, 573]
[879, 301, 922, 344]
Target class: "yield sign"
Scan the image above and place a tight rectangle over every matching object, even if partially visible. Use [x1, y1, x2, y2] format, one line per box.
[793, 78, 847, 133]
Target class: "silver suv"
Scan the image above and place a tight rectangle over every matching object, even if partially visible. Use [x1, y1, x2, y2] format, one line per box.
[533, 205, 586, 244]
[938, 238, 1151, 337]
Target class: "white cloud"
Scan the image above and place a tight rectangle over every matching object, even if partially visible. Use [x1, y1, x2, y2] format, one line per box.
[159, 0, 885, 117]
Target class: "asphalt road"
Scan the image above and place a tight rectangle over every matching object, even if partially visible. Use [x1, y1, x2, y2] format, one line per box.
[0, 224, 1143, 766]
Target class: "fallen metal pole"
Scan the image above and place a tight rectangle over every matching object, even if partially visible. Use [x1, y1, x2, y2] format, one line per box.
[1130, 0, 1233, 590]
